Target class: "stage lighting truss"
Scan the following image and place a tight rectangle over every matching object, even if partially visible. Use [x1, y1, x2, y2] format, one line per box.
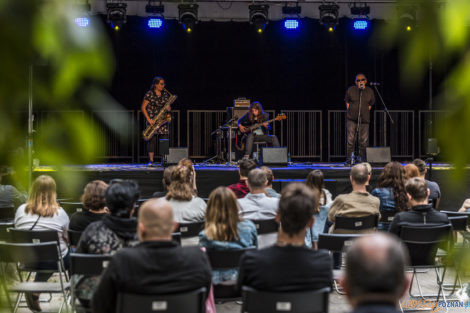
[282, 4, 301, 30]
[178, 3, 199, 33]
[350, 3, 370, 31]
[319, 2, 339, 32]
[398, 5, 416, 32]
[249, 4, 269, 34]
[146, 1, 164, 29]
[106, 2, 127, 31]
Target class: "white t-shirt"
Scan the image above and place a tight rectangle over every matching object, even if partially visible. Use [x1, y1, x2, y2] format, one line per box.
[14, 203, 70, 257]
[167, 196, 206, 223]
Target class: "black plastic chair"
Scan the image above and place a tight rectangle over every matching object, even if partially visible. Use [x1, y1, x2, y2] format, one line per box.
[448, 216, 467, 232]
[116, 287, 206, 313]
[0, 220, 14, 242]
[379, 210, 396, 224]
[60, 201, 84, 217]
[68, 229, 83, 248]
[249, 219, 279, 235]
[334, 214, 378, 232]
[0, 206, 16, 221]
[172, 232, 182, 245]
[70, 253, 113, 313]
[242, 286, 330, 313]
[177, 221, 205, 238]
[0, 242, 70, 313]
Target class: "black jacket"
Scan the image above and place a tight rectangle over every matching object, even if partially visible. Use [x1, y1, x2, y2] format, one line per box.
[345, 86, 375, 124]
[238, 112, 270, 134]
[92, 241, 212, 313]
[389, 204, 449, 236]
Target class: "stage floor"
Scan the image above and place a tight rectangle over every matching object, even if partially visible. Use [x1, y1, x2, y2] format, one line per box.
[34, 162, 466, 211]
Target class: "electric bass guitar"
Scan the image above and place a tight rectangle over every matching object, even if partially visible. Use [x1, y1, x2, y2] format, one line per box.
[235, 113, 286, 151]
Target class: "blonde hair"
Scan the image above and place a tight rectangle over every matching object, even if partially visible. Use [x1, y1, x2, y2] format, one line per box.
[165, 166, 193, 201]
[204, 187, 240, 242]
[25, 175, 59, 217]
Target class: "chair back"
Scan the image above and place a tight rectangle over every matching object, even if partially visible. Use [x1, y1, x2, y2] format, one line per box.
[448, 216, 467, 231]
[60, 201, 84, 216]
[0, 221, 14, 242]
[441, 210, 470, 226]
[68, 229, 83, 247]
[242, 286, 330, 313]
[250, 219, 279, 235]
[379, 211, 396, 224]
[116, 287, 206, 313]
[70, 253, 112, 276]
[335, 214, 378, 231]
[400, 224, 452, 266]
[172, 232, 181, 245]
[9, 228, 60, 245]
[177, 221, 205, 238]
[0, 206, 15, 221]
[0, 242, 60, 264]
[317, 233, 363, 252]
[207, 248, 255, 270]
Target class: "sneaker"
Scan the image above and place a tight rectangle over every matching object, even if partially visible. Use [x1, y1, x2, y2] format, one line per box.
[25, 292, 41, 312]
[344, 160, 351, 167]
[147, 161, 153, 166]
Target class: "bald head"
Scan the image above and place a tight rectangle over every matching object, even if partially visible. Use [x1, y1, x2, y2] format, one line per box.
[343, 233, 409, 305]
[138, 198, 174, 241]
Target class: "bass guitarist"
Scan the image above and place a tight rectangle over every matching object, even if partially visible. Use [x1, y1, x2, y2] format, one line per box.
[141, 76, 171, 166]
[237, 101, 280, 160]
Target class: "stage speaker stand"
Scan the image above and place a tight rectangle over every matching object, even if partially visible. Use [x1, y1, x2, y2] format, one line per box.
[165, 148, 189, 165]
[366, 147, 391, 164]
[262, 147, 288, 166]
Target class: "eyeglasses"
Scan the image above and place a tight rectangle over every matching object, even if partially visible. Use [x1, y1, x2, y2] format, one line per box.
[356, 78, 366, 82]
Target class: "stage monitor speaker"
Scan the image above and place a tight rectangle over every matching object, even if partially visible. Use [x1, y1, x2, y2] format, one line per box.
[166, 148, 188, 165]
[425, 138, 439, 156]
[158, 139, 169, 156]
[366, 147, 391, 164]
[262, 147, 288, 165]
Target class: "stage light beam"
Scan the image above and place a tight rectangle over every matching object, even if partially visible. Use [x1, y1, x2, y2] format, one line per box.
[148, 18, 163, 29]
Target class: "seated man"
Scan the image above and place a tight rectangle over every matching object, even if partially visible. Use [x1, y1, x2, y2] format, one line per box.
[412, 158, 441, 209]
[260, 166, 281, 198]
[238, 169, 279, 220]
[341, 233, 411, 313]
[328, 164, 380, 233]
[238, 183, 332, 292]
[389, 177, 449, 236]
[92, 198, 212, 313]
[228, 159, 257, 199]
[237, 101, 280, 159]
[0, 166, 26, 209]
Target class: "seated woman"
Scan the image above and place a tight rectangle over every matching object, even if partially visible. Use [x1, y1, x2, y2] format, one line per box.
[199, 187, 258, 284]
[69, 180, 109, 231]
[305, 170, 332, 249]
[14, 175, 69, 312]
[165, 166, 206, 223]
[178, 158, 198, 195]
[371, 162, 408, 229]
[75, 179, 140, 307]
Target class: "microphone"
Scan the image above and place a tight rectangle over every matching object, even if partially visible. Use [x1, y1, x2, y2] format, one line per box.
[369, 82, 381, 86]
[359, 82, 365, 90]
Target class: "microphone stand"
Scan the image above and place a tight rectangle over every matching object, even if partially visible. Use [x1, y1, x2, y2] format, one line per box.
[372, 85, 394, 124]
[352, 88, 363, 165]
[202, 116, 238, 165]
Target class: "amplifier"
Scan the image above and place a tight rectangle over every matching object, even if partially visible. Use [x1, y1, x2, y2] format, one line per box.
[226, 106, 250, 127]
[233, 98, 250, 107]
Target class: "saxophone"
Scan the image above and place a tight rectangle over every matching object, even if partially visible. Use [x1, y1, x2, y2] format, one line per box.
[142, 89, 177, 141]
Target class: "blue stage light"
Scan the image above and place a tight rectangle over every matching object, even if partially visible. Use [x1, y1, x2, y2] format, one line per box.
[75, 17, 90, 28]
[284, 19, 299, 30]
[353, 19, 369, 30]
[148, 18, 163, 29]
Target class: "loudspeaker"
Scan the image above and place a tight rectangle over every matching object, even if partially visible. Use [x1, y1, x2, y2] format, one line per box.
[425, 138, 439, 156]
[227, 107, 250, 127]
[262, 147, 288, 165]
[166, 148, 189, 164]
[158, 139, 169, 156]
[366, 147, 391, 164]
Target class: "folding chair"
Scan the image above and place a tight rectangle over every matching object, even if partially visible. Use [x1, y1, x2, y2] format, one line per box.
[0, 242, 70, 313]
[241, 286, 330, 313]
[116, 287, 206, 313]
[0, 205, 16, 221]
[0, 220, 13, 242]
[60, 202, 84, 217]
[177, 221, 205, 238]
[68, 229, 83, 249]
[69, 253, 112, 313]
[317, 233, 364, 294]
[399, 224, 452, 308]
[334, 214, 378, 232]
[379, 210, 396, 230]
[249, 219, 279, 235]
[172, 232, 182, 245]
[206, 248, 255, 302]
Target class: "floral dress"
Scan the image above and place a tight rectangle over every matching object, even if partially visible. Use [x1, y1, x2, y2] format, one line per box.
[144, 89, 170, 135]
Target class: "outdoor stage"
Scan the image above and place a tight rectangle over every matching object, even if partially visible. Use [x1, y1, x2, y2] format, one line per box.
[34, 162, 470, 211]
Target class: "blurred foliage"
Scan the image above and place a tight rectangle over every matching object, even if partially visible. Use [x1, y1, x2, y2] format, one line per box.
[0, 0, 117, 194]
[380, 0, 470, 179]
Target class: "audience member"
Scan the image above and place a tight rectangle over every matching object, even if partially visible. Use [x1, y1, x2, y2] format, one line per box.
[341, 233, 411, 313]
[76, 179, 140, 307]
[389, 177, 449, 236]
[328, 164, 380, 233]
[412, 158, 441, 209]
[459, 198, 470, 212]
[178, 158, 198, 195]
[92, 198, 212, 313]
[0, 166, 27, 209]
[371, 162, 408, 214]
[238, 183, 332, 291]
[69, 180, 109, 231]
[260, 166, 280, 198]
[199, 187, 257, 284]
[152, 165, 175, 198]
[361, 162, 374, 192]
[165, 166, 206, 223]
[404, 163, 420, 179]
[14, 175, 69, 312]
[228, 159, 256, 198]
[238, 169, 279, 219]
[305, 169, 332, 249]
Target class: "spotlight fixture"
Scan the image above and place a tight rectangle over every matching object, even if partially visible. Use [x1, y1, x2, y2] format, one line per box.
[75, 17, 90, 28]
[282, 4, 301, 31]
[106, 2, 127, 31]
[146, 1, 164, 29]
[398, 5, 416, 32]
[74, 1, 91, 28]
[319, 3, 339, 32]
[249, 4, 269, 34]
[350, 3, 370, 31]
[178, 3, 199, 33]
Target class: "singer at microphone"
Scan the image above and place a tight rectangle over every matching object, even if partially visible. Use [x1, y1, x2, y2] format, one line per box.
[344, 73, 376, 165]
